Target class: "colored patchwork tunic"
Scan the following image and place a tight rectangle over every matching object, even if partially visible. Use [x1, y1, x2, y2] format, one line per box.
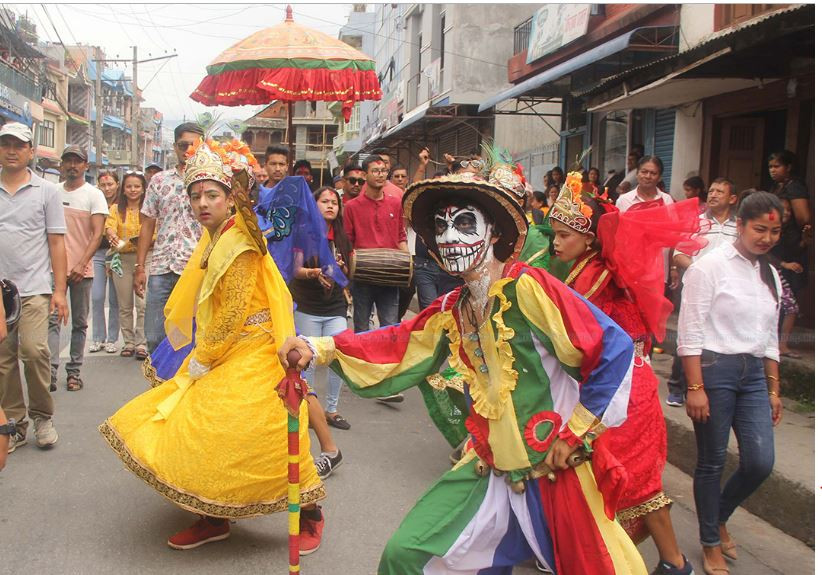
[312, 262, 646, 575]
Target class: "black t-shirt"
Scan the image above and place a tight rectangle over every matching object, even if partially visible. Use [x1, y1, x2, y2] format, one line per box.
[772, 180, 809, 263]
[289, 239, 348, 317]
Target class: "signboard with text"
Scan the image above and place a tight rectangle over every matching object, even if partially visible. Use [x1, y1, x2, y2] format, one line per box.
[526, 4, 591, 64]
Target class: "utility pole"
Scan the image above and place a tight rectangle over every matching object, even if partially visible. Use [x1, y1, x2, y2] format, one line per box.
[131, 45, 139, 169]
[94, 49, 103, 176]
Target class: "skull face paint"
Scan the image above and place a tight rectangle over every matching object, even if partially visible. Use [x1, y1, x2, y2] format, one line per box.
[434, 204, 493, 274]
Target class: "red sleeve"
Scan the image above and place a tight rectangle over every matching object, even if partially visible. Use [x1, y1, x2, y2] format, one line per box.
[343, 201, 356, 247]
[397, 200, 407, 244]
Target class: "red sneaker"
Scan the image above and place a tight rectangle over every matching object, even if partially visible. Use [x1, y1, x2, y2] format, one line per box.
[167, 517, 230, 550]
[299, 507, 324, 556]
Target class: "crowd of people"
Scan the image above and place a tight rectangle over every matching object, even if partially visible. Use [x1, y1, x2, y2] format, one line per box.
[0, 118, 811, 575]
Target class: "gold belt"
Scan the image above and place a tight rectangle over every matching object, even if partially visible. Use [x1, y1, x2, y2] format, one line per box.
[244, 310, 271, 326]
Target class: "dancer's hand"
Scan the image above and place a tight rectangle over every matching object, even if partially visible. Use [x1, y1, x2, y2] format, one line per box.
[279, 336, 314, 370]
[545, 439, 577, 471]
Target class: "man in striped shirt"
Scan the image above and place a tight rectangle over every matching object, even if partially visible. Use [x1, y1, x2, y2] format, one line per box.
[667, 177, 738, 406]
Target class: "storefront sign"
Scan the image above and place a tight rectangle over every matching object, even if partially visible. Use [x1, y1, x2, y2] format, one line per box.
[0, 84, 33, 126]
[527, 4, 591, 64]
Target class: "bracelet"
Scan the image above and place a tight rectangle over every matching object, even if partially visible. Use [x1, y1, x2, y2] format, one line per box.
[767, 375, 779, 382]
[768, 390, 779, 398]
[134, 263, 143, 268]
[687, 383, 705, 391]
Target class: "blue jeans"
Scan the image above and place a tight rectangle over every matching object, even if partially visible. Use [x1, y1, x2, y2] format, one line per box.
[294, 310, 347, 413]
[414, 257, 463, 310]
[91, 248, 120, 344]
[693, 351, 774, 546]
[350, 281, 399, 333]
[145, 272, 180, 353]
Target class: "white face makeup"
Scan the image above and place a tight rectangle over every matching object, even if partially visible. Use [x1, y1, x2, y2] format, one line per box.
[434, 204, 492, 274]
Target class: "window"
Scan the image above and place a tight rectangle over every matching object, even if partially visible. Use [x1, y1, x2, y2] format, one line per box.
[439, 13, 446, 69]
[39, 119, 55, 148]
[242, 130, 253, 146]
[598, 111, 627, 176]
[307, 127, 324, 146]
[716, 4, 777, 30]
[270, 130, 284, 144]
[416, 32, 423, 86]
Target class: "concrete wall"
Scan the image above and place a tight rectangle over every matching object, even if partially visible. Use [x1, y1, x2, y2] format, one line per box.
[669, 102, 703, 200]
[678, 4, 715, 51]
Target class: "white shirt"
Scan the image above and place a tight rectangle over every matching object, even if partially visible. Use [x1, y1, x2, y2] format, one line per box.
[673, 211, 737, 262]
[615, 187, 674, 212]
[677, 241, 780, 361]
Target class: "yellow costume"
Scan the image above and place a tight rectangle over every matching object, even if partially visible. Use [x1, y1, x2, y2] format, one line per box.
[99, 168, 324, 519]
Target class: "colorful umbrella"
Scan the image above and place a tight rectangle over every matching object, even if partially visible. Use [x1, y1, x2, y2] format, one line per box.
[191, 5, 382, 163]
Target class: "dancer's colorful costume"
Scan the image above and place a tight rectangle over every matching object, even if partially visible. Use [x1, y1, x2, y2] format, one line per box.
[100, 140, 324, 518]
[303, 170, 648, 574]
[550, 174, 704, 540]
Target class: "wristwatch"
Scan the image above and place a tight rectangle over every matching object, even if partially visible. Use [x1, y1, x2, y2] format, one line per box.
[0, 418, 16, 436]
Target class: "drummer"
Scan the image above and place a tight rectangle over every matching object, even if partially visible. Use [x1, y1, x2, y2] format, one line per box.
[343, 154, 408, 404]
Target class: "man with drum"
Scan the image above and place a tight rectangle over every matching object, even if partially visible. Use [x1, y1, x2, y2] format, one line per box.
[343, 154, 408, 404]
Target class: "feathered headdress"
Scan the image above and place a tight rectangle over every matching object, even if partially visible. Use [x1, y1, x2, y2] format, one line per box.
[481, 141, 528, 201]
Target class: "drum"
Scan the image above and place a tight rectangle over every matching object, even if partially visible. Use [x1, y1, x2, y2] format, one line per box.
[350, 248, 413, 287]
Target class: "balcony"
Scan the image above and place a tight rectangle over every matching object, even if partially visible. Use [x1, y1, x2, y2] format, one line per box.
[513, 17, 532, 55]
[0, 58, 40, 102]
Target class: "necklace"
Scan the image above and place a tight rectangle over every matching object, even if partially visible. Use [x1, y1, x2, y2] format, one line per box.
[564, 250, 599, 286]
[459, 291, 491, 375]
[199, 218, 229, 269]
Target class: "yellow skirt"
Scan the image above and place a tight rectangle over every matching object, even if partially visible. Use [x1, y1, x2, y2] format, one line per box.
[99, 328, 325, 518]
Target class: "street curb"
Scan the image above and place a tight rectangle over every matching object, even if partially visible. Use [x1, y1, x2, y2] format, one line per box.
[664, 414, 814, 548]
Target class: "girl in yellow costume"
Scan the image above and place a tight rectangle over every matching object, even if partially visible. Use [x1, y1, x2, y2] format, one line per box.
[99, 139, 325, 551]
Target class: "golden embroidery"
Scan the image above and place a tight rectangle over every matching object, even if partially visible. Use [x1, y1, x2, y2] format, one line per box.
[99, 421, 326, 518]
[617, 492, 674, 522]
[583, 269, 610, 299]
[563, 251, 599, 287]
[195, 251, 258, 366]
[244, 309, 272, 326]
[142, 358, 165, 389]
[200, 218, 231, 269]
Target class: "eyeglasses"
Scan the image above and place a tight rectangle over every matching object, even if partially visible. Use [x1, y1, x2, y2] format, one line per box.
[369, 168, 389, 175]
[347, 177, 365, 185]
[176, 141, 193, 151]
[459, 159, 485, 170]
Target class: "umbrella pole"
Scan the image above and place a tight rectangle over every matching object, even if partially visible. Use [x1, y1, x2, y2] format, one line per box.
[287, 101, 295, 171]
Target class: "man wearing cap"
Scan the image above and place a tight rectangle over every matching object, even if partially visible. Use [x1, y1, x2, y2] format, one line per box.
[48, 144, 109, 391]
[144, 162, 163, 185]
[134, 122, 204, 353]
[0, 122, 68, 452]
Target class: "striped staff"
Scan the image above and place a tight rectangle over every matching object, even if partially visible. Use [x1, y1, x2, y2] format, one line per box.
[277, 349, 309, 573]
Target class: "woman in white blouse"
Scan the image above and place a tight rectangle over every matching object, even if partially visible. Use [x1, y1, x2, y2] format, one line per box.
[677, 191, 784, 575]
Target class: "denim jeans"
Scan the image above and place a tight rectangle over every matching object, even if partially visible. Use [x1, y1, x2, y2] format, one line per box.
[350, 281, 399, 333]
[693, 351, 775, 546]
[294, 310, 348, 413]
[145, 272, 180, 353]
[91, 248, 120, 344]
[414, 257, 463, 310]
[48, 277, 92, 380]
[667, 354, 686, 395]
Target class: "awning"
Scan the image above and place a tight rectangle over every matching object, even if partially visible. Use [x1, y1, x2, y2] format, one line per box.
[0, 106, 31, 126]
[478, 26, 676, 112]
[68, 113, 89, 126]
[381, 102, 430, 141]
[581, 4, 812, 111]
[36, 147, 59, 160]
[103, 115, 132, 134]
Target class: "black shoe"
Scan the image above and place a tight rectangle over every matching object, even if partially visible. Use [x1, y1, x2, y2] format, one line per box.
[49, 381, 57, 392]
[314, 450, 343, 480]
[376, 393, 404, 404]
[325, 413, 351, 430]
[651, 556, 694, 575]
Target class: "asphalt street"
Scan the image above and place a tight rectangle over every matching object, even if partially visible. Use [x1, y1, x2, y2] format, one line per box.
[1, 342, 813, 574]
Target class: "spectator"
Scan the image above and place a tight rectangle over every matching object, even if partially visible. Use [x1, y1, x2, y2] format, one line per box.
[144, 163, 163, 184]
[413, 147, 431, 182]
[603, 168, 625, 202]
[106, 171, 151, 361]
[262, 145, 289, 188]
[615, 156, 674, 211]
[134, 122, 204, 353]
[389, 164, 409, 191]
[549, 166, 564, 187]
[668, 177, 739, 407]
[445, 151, 485, 176]
[90, 170, 120, 354]
[373, 147, 404, 199]
[49, 145, 109, 392]
[683, 175, 708, 210]
[0, 122, 68, 453]
[678, 191, 783, 575]
[621, 150, 641, 188]
[293, 159, 314, 188]
[340, 162, 365, 205]
[291, 186, 353, 430]
[774, 197, 804, 358]
[343, 154, 407, 403]
[530, 190, 550, 224]
[584, 167, 601, 196]
[547, 183, 560, 206]
[332, 174, 344, 193]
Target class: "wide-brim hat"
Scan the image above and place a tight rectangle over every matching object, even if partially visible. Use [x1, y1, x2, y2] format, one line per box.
[402, 172, 528, 263]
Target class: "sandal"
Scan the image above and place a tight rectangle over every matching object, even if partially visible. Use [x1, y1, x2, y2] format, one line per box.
[66, 376, 83, 391]
[702, 559, 730, 574]
[135, 347, 148, 360]
[120, 347, 135, 357]
[325, 413, 351, 430]
[720, 537, 738, 560]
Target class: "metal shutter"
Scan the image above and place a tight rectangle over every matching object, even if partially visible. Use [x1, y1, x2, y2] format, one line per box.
[653, 109, 675, 192]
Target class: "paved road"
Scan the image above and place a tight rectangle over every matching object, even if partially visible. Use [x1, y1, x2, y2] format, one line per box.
[1, 347, 813, 574]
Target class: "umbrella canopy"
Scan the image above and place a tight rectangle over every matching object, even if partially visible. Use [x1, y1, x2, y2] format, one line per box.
[191, 6, 381, 121]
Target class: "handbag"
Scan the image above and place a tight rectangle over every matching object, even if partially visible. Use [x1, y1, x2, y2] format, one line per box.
[1, 278, 21, 329]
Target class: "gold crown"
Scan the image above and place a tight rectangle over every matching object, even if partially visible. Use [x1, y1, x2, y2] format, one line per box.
[487, 163, 527, 200]
[548, 172, 593, 233]
[184, 139, 234, 190]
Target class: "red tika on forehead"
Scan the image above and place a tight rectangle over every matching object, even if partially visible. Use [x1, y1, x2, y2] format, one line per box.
[769, 210, 777, 221]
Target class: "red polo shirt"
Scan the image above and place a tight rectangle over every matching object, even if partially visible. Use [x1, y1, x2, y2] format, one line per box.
[343, 191, 407, 249]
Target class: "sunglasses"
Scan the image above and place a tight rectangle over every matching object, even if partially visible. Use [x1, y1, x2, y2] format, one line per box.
[125, 170, 145, 176]
[459, 159, 485, 170]
[176, 141, 193, 151]
[347, 177, 365, 185]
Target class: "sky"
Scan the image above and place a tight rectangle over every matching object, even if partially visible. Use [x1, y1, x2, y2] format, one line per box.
[9, 3, 355, 137]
